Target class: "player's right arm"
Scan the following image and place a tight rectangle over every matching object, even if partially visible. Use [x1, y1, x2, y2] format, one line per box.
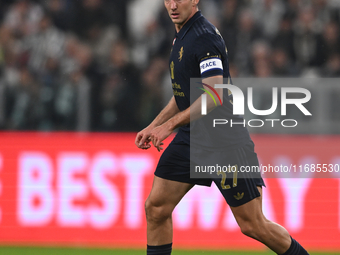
[135, 96, 180, 150]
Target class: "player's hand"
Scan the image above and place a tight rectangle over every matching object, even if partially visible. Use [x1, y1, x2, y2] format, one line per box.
[150, 123, 173, 152]
[135, 126, 153, 150]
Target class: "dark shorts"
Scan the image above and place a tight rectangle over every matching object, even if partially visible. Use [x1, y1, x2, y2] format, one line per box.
[155, 137, 265, 207]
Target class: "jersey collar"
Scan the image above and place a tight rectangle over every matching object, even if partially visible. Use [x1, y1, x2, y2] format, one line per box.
[176, 10, 202, 40]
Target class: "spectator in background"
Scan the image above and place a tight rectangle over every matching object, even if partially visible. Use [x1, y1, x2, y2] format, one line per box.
[54, 66, 90, 130]
[251, 40, 272, 77]
[272, 14, 296, 63]
[0, 25, 20, 88]
[132, 8, 174, 68]
[60, 35, 104, 131]
[234, 9, 262, 76]
[60, 35, 80, 75]
[73, 43, 102, 131]
[328, 54, 340, 122]
[137, 57, 166, 129]
[40, 57, 59, 88]
[3, 0, 43, 38]
[98, 41, 140, 131]
[199, 0, 220, 27]
[23, 13, 65, 73]
[7, 67, 44, 130]
[312, 0, 334, 27]
[71, 0, 108, 40]
[251, 0, 285, 40]
[323, 54, 340, 77]
[0, 0, 16, 23]
[104, 0, 131, 39]
[271, 47, 297, 76]
[44, 0, 72, 32]
[220, 0, 240, 62]
[228, 63, 239, 78]
[0, 25, 22, 128]
[284, 0, 300, 21]
[60, 36, 96, 80]
[315, 21, 340, 67]
[157, 7, 176, 47]
[38, 57, 60, 130]
[249, 41, 276, 122]
[85, 22, 119, 68]
[293, 7, 321, 67]
[144, 19, 169, 59]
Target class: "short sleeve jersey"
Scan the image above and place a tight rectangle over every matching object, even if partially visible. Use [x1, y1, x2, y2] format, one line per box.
[169, 11, 251, 148]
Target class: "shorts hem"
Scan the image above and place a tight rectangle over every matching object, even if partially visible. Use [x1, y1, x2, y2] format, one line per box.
[154, 171, 212, 187]
[227, 184, 265, 207]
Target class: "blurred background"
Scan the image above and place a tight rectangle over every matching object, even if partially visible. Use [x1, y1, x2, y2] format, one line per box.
[0, 0, 339, 133]
[0, 1, 340, 254]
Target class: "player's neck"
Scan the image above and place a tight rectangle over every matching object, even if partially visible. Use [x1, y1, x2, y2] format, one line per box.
[175, 9, 199, 33]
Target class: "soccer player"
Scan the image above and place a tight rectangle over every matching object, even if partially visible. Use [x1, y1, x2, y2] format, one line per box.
[135, 1, 309, 254]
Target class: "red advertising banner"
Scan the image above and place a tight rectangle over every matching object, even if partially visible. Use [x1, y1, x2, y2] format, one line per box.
[0, 132, 339, 251]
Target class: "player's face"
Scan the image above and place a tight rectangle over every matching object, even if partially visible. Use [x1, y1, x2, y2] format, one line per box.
[164, 0, 198, 30]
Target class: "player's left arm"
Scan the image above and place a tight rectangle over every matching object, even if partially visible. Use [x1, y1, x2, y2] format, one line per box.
[150, 75, 223, 149]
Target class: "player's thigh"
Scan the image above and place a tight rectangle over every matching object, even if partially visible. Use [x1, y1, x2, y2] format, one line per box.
[230, 186, 266, 226]
[146, 176, 194, 212]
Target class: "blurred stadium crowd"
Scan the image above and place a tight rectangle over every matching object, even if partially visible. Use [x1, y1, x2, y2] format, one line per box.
[0, 0, 339, 131]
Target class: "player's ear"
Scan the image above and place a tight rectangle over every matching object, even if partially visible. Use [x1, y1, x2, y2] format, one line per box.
[192, 0, 199, 7]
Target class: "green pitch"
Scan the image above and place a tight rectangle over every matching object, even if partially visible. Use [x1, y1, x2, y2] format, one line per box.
[0, 247, 339, 255]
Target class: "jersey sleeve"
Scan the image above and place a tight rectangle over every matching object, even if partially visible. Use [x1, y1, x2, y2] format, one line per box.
[194, 33, 225, 78]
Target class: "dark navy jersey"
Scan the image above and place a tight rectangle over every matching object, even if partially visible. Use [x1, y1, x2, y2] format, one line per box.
[169, 11, 251, 148]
